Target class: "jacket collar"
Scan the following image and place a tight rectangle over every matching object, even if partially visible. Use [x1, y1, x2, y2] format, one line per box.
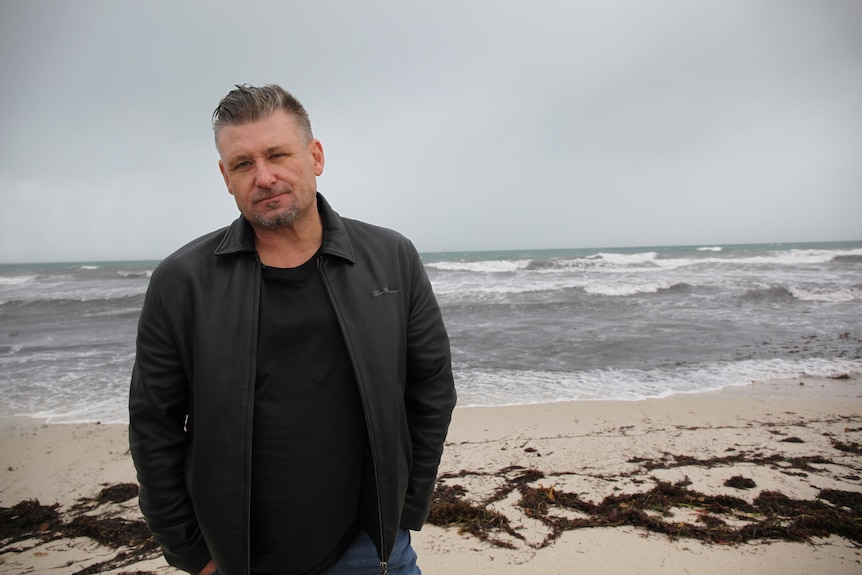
[213, 192, 356, 264]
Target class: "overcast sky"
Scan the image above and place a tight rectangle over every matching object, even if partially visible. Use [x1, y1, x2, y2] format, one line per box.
[1, 1, 860, 263]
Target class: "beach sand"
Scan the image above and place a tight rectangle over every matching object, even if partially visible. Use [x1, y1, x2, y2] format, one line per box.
[1, 374, 860, 574]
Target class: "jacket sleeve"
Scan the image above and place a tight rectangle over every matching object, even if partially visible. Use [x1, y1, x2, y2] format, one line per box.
[128, 265, 212, 574]
[400, 244, 457, 529]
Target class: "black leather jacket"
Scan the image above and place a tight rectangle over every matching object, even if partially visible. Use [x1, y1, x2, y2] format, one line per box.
[129, 194, 456, 575]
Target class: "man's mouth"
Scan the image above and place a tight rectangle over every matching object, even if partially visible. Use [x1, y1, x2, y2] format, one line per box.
[255, 189, 290, 204]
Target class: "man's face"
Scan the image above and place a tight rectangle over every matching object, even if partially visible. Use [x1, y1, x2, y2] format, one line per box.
[217, 109, 324, 231]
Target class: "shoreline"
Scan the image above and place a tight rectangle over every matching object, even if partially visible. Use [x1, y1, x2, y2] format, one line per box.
[8, 368, 859, 427]
[1, 374, 860, 573]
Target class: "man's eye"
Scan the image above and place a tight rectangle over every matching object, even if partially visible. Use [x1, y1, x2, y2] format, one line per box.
[233, 161, 251, 170]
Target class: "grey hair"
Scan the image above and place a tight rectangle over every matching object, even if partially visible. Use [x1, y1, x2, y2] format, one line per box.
[212, 84, 313, 145]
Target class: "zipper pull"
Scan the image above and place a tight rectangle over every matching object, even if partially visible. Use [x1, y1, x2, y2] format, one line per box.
[379, 561, 388, 574]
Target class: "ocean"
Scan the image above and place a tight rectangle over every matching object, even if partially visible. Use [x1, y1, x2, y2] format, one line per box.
[1, 242, 861, 423]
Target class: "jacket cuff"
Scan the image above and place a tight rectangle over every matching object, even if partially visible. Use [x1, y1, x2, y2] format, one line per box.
[162, 538, 213, 575]
[400, 497, 430, 531]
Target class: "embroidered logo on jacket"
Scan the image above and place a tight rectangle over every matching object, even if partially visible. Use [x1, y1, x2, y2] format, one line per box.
[373, 287, 400, 296]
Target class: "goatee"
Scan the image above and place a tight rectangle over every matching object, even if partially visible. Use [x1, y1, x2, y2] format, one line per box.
[253, 203, 299, 229]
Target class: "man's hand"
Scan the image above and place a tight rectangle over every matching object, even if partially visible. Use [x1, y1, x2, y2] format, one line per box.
[197, 559, 218, 575]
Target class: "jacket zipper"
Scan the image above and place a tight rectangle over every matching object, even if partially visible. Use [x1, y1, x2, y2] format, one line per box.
[245, 256, 262, 575]
[317, 257, 388, 574]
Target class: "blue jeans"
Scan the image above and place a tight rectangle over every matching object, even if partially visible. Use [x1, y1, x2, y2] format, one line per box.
[324, 528, 420, 575]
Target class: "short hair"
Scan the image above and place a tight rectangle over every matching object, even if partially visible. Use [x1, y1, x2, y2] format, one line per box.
[212, 84, 313, 145]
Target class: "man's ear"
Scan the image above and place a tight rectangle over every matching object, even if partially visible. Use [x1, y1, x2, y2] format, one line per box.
[310, 139, 325, 177]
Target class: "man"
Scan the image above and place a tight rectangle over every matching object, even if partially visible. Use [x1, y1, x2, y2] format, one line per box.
[129, 84, 456, 575]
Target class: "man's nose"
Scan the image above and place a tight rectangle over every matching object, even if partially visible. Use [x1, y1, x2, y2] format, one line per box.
[254, 160, 277, 187]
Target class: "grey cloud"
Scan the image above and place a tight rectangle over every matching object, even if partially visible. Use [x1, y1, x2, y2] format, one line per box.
[1, 0, 860, 262]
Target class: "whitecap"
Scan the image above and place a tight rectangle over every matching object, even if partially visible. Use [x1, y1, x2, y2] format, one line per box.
[0, 275, 37, 286]
[584, 281, 674, 297]
[593, 251, 659, 266]
[788, 285, 862, 303]
[425, 259, 531, 273]
[117, 269, 152, 278]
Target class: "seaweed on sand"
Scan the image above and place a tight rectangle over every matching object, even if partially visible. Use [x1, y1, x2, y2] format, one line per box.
[832, 439, 862, 455]
[426, 467, 546, 547]
[724, 476, 756, 489]
[0, 483, 160, 575]
[0, 499, 61, 546]
[428, 470, 862, 549]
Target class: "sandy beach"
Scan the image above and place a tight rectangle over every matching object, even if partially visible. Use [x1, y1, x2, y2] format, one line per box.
[1, 374, 860, 574]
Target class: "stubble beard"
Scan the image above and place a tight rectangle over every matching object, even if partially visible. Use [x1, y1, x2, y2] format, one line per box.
[251, 186, 299, 229]
[253, 202, 299, 229]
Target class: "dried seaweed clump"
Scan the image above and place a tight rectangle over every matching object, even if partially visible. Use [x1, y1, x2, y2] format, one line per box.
[427, 483, 521, 547]
[724, 476, 757, 489]
[0, 484, 159, 575]
[0, 499, 61, 545]
[831, 439, 862, 455]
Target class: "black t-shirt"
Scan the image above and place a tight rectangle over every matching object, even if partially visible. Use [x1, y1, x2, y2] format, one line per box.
[251, 255, 367, 574]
